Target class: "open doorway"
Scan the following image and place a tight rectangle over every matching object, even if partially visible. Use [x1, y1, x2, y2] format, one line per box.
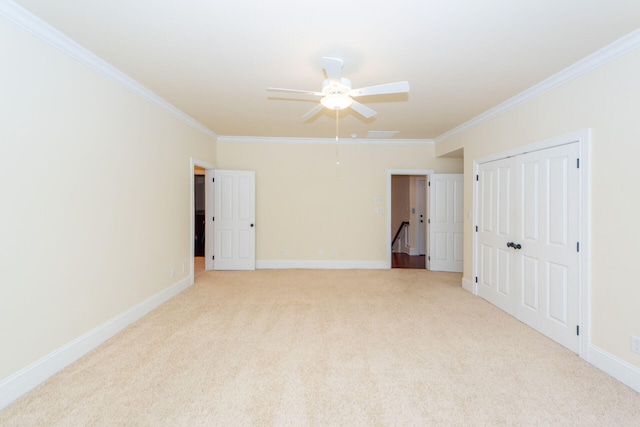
[388, 169, 433, 269]
[194, 167, 206, 278]
[191, 158, 215, 281]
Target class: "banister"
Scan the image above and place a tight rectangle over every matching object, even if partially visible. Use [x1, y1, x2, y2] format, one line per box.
[391, 221, 410, 249]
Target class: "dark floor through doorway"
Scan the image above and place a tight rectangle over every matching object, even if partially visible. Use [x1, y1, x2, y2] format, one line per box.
[392, 253, 426, 269]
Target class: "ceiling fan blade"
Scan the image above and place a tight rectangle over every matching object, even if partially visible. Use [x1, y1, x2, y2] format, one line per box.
[302, 104, 324, 121]
[322, 57, 343, 83]
[267, 87, 323, 96]
[350, 101, 377, 119]
[349, 81, 410, 97]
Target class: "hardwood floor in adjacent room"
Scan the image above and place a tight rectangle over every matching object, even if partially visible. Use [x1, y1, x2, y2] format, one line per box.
[391, 252, 425, 269]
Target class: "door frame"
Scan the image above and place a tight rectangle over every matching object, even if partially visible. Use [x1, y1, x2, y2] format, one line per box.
[387, 169, 434, 269]
[190, 158, 216, 279]
[471, 129, 591, 359]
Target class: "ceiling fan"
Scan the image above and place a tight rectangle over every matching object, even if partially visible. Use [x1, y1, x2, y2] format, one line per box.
[267, 57, 410, 121]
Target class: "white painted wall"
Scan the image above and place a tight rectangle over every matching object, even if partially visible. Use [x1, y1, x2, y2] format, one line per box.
[436, 45, 640, 376]
[216, 141, 462, 265]
[0, 16, 215, 390]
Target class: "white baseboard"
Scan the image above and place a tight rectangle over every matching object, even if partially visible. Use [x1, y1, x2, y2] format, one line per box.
[588, 344, 640, 393]
[461, 277, 476, 294]
[256, 260, 388, 270]
[0, 275, 194, 410]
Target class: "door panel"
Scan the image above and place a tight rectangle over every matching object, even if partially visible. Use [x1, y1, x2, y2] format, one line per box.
[214, 170, 256, 270]
[515, 144, 579, 352]
[477, 158, 515, 313]
[428, 174, 463, 272]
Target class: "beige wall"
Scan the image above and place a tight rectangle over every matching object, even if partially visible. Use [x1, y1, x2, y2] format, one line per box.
[0, 19, 216, 380]
[435, 48, 640, 369]
[217, 141, 462, 262]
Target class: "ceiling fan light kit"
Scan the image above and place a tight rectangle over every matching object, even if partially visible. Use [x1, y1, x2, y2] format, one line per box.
[321, 94, 353, 110]
[267, 57, 409, 122]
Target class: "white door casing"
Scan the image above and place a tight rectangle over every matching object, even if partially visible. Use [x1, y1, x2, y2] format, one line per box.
[476, 143, 580, 353]
[428, 174, 463, 272]
[416, 178, 426, 256]
[213, 170, 256, 270]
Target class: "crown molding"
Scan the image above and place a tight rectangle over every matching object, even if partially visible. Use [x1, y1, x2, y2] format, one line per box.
[217, 135, 434, 145]
[435, 28, 640, 144]
[0, 0, 217, 140]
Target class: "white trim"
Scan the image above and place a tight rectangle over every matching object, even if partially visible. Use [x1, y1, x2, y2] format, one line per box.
[435, 29, 640, 144]
[472, 129, 591, 361]
[0, 1, 217, 141]
[256, 260, 388, 270]
[588, 344, 640, 393]
[0, 275, 193, 410]
[217, 136, 434, 145]
[461, 277, 475, 294]
[387, 169, 434, 269]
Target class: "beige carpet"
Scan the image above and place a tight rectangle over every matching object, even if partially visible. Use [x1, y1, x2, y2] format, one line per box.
[1, 269, 639, 425]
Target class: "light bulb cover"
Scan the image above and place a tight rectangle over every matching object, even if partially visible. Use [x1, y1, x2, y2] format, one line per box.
[321, 94, 353, 110]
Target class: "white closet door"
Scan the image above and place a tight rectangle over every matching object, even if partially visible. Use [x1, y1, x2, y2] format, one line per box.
[428, 174, 463, 272]
[477, 158, 517, 314]
[476, 143, 580, 353]
[213, 170, 256, 270]
[514, 143, 580, 353]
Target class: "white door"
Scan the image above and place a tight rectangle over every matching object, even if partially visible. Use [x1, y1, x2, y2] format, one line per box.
[514, 143, 580, 353]
[213, 170, 256, 270]
[476, 143, 580, 353]
[428, 174, 463, 272]
[477, 158, 516, 314]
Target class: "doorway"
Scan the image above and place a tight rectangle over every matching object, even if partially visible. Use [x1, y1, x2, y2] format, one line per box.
[194, 169, 206, 257]
[388, 169, 432, 269]
[191, 158, 215, 280]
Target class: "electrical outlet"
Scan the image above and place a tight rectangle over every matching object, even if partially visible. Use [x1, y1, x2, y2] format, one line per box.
[632, 336, 640, 355]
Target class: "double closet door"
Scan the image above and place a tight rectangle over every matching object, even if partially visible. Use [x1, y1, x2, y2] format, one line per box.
[477, 143, 580, 353]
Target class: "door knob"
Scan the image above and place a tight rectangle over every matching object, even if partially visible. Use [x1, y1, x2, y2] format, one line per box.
[514, 243, 521, 250]
[250, 223, 254, 227]
[506, 242, 514, 248]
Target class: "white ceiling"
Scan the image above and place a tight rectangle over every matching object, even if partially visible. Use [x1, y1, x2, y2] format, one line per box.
[12, 0, 640, 140]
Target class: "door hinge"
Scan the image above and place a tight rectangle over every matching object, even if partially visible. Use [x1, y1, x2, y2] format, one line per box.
[428, 256, 430, 261]
[475, 276, 478, 283]
[212, 255, 215, 260]
[212, 216, 215, 222]
[428, 219, 430, 224]
[577, 158, 580, 169]
[476, 174, 479, 181]
[428, 181, 431, 186]
[577, 242, 580, 252]
[475, 225, 478, 232]
[577, 325, 580, 336]
[212, 177, 215, 182]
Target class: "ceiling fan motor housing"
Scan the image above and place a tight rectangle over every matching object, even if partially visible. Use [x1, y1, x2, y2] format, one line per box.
[322, 78, 352, 95]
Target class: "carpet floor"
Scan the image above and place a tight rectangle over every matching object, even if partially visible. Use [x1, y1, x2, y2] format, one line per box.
[1, 269, 639, 425]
